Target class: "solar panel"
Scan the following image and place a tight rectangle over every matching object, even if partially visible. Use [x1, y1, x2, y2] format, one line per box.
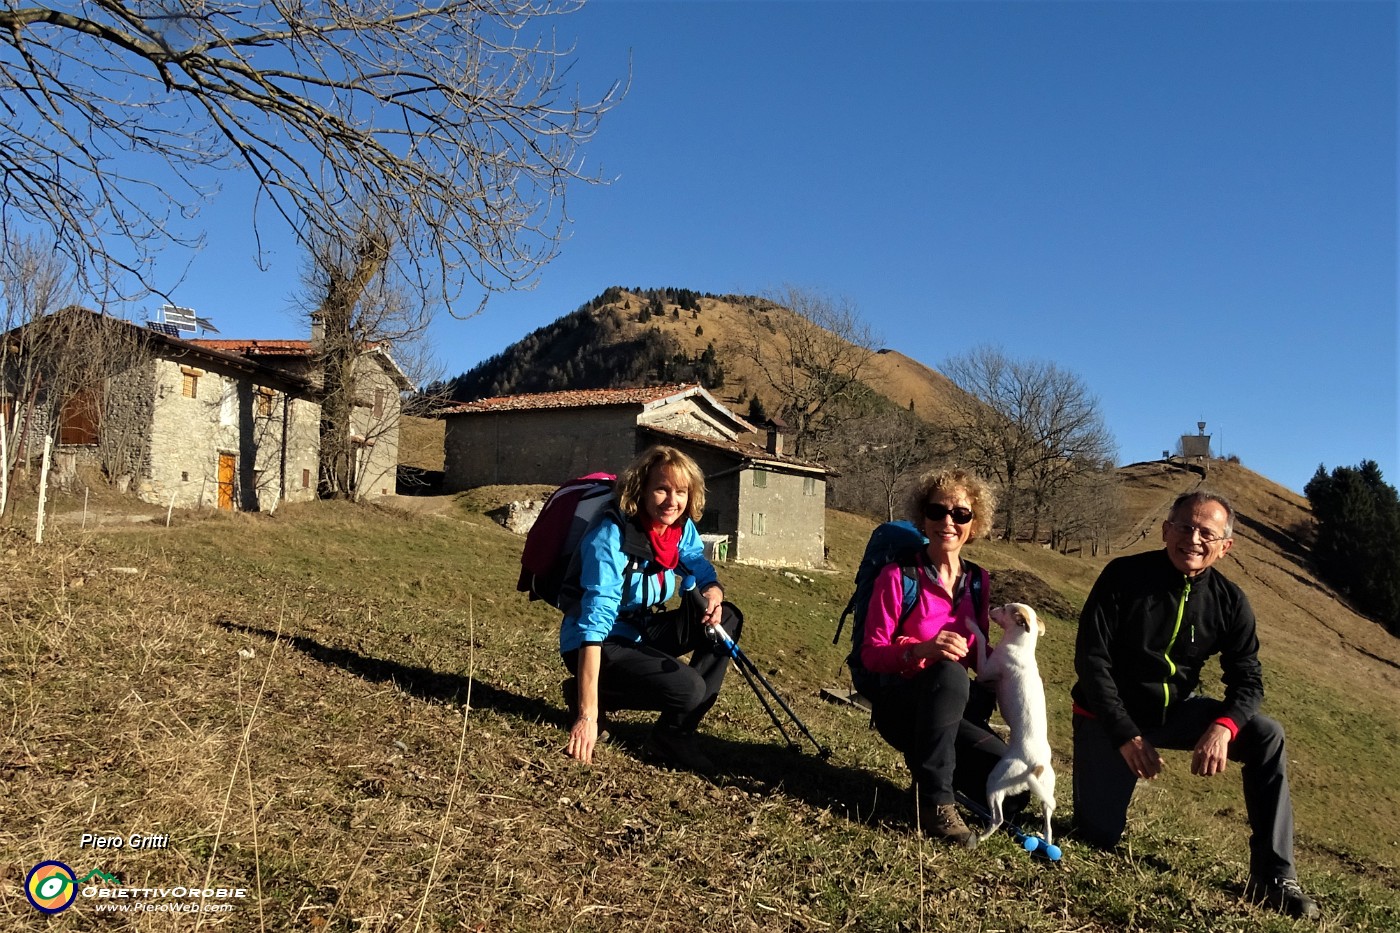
[161, 304, 198, 331]
[145, 321, 180, 337]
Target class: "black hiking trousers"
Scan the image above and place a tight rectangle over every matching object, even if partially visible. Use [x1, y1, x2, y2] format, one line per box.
[562, 601, 744, 734]
[1072, 695, 1296, 882]
[870, 658, 1014, 810]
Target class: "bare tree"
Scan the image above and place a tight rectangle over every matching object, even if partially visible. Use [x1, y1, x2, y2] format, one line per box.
[0, 303, 151, 510]
[827, 406, 945, 520]
[729, 286, 879, 457]
[1045, 461, 1123, 555]
[941, 345, 1117, 541]
[0, 1, 621, 304]
[2, 238, 76, 497]
[301, 215, 423, 499]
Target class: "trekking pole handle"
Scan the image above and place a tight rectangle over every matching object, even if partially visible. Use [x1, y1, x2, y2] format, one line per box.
[706, 622, 735, 648]
[687, 582, 734, 648]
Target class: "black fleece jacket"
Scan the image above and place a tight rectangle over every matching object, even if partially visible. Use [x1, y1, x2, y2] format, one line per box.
[1072, 549, 1264, 747]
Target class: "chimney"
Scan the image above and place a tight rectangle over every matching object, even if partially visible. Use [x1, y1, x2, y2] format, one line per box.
[766, 427, 784, 456]
[310, 311, 325, 349]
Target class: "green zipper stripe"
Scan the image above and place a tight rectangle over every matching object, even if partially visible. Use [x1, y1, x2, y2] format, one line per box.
[1161, 577, 1191, 713]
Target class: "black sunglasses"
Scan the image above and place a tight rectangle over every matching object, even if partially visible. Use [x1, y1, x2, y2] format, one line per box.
[923, 503, 974, 525]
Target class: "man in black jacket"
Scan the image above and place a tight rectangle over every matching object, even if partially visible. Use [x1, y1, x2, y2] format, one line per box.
[1071, 491, 1319, 920]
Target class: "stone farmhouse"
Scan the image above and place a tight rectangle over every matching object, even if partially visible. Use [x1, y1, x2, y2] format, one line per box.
[2, 308, 409, 510]
[440, 384, 830, 567]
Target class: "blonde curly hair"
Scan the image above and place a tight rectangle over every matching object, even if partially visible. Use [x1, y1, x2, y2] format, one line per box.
[905, 467, 997, 540]
[616, 445, 707, 522]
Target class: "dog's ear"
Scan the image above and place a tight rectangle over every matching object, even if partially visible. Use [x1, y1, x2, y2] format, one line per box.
[1016, 606, 1032, 632]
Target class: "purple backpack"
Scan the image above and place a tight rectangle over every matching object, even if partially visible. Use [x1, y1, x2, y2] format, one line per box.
[517, 473, 618, 609]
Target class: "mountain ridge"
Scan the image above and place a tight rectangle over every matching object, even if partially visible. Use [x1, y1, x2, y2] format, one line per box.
[442, 287, 967, 428]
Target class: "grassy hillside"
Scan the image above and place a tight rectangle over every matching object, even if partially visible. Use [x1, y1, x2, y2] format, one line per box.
[1, 465, 1397, 931]
[445, 288, 968, 428]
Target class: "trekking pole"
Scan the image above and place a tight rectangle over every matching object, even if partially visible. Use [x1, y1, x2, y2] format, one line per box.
[706, 624, 831, 759]
[954, 791, 1062, 862]
[710, 626, 798, 748]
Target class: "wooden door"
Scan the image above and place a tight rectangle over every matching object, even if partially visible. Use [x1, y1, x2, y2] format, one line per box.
[217, 453, 235, 510]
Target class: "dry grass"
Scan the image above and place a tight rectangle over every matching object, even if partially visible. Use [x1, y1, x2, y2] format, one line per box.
[0, 464, 1397, 931]
[398, 417, 445, 473]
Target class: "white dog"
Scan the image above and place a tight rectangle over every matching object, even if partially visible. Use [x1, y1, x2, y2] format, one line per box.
[976, 602, 1056, 845]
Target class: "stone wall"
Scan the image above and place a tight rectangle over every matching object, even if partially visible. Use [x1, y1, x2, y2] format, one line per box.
[99, 361, 156, 485]
[641, 401, 731, 440]
[37, 361, 153, 491]
[732, 468, 826, 567]
[142, 359, 319, 510]
[348, 359, 401, 500]
[442, 401, 827, 568]
[444, 409, 639, 490]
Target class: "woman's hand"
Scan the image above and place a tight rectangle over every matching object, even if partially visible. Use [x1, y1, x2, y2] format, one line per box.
[566, 645, 603, 764]
[700, 584, 724, 628]
[567, 717, 600, 764]
[916, 630, 969, 662]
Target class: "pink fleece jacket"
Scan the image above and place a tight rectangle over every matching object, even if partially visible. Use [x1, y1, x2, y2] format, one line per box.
[860, 561, 989, 677]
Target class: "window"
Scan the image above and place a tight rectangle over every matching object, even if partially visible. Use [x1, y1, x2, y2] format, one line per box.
[302, 469, 311, 489]
[219, 383, 236, 426]
[803, 476, 817, 496]
[752, 470, 767, 488]
[180, 367, 203, 399]
[257, 388, 274, 417]
[57, 390, 100, 445]
[751, 512, 766, 536]
[373, 389, 385, 418]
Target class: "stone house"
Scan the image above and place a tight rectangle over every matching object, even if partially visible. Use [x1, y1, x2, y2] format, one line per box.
[2, 308, 408, 510]
[440, 384, 830, 567]
[190, 336, 411, 503]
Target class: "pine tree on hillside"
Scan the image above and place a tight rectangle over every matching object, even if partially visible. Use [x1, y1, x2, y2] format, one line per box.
[1305, 460, 1400, 636]
[444, 304, 686, 401]
[696, 342, 724, 389]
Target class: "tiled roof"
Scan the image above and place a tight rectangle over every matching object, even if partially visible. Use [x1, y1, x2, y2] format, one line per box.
[189, 339, 312, 357]
[440, 384, 704, 415]
[641, 425, 830, 474]
[191, 338, 411, 389]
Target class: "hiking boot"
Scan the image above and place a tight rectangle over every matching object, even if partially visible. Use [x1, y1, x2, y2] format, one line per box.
[1245, 877, 1320, 920]
[559, 678, 610, 742]
[643, 724, 716, 774]
[921, 802, 979, 849]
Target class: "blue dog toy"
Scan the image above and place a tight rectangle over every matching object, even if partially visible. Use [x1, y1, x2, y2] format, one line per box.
[955, 792, 1062, 862]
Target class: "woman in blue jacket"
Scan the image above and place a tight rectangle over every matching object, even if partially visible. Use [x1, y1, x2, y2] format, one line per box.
[561, 445, 743, 772]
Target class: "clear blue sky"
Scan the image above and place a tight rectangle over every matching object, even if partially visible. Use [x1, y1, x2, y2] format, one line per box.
[132, 1, 1398, 495]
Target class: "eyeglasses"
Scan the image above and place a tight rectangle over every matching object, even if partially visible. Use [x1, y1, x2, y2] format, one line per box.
[923, 503, 974, 525]
[1165, 520, 1228, 544]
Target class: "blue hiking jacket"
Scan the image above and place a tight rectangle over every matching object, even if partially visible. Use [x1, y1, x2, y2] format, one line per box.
[559, 515, 719, 653]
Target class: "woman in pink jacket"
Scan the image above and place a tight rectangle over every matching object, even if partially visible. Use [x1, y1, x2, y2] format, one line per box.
[861, 467, 1017, 847]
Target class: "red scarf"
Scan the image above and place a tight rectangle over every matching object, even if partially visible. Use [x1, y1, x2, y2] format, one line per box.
[647, 521, 683, 570]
